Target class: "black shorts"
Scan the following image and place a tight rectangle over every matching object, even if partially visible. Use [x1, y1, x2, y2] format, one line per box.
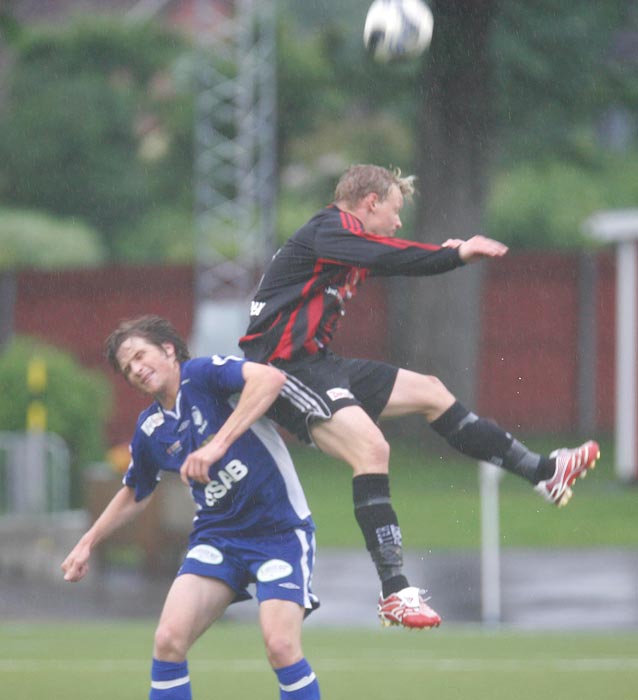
[268, 351, 399, 444]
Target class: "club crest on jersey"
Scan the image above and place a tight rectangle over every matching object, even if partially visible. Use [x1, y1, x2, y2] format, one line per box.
[191, 405, 208, 434]
[326, 387, 354, 401]
[141, 410, 164, 436]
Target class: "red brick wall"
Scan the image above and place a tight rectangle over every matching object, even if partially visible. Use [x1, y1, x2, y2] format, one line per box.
[477, 251, 614, 432]
[12, 253, 615, 446]
[14, 265, 194, 444]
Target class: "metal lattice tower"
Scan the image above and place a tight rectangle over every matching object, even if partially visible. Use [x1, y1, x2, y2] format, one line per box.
[192, 0, 277, 354]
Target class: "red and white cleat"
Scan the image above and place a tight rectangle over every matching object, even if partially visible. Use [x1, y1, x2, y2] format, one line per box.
[534, 440, 600, 507]
[377, 586, 441, 629]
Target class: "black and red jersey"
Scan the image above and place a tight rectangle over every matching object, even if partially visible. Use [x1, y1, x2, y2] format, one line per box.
[239, 205, 464, 363]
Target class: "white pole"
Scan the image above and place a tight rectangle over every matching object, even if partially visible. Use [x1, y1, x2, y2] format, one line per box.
[615, 241, 638, 480]
[479, 461, 503, 625]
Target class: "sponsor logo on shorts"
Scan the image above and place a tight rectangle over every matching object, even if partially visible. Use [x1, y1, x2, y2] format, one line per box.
[186, 544, 223, 565]
[326, 387, 354, 401]
[278, 582, 301, 590]
[256, 559, 293, 582]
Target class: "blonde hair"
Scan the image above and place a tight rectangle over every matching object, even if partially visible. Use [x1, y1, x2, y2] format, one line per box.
[334, 164, 416, 206]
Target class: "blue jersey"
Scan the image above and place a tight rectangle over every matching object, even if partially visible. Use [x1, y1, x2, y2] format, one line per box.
[123, 355, 313, 539]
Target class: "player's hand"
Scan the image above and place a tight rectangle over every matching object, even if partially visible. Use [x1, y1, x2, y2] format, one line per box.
[179, 441, 226, 485]
[61, 542, 91, 582]
[451, 235, 508, 263]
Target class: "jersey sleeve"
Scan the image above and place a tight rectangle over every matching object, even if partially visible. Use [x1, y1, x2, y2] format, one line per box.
[123, 433, 161, 502]
[188, 355, 247, 396]
[314, 209, 464, 277]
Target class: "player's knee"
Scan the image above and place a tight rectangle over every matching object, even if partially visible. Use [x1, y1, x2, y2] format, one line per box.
[346, 429, 390, 474]
[263, 631, 301, 669]
[416, 374, 455, 415]
[153, 623, 188, 661]
[361, 434, 390, 470]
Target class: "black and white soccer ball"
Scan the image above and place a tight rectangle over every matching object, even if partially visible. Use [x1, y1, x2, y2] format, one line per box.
[363, 0, 433, 63]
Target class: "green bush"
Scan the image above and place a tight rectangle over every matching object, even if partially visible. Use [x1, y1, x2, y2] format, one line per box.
[0, 208, 106, 270]
[0, 337, 112, 506]
[486, 153, 638, 249]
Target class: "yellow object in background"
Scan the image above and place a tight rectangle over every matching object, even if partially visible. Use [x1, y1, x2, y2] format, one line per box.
[26, 357, 47, 432]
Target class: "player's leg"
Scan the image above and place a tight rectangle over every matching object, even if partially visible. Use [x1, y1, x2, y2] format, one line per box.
[382, 368, 599, 505]
[253, 526, 320, 698]
[310, 409, 440, 629]
[150, 574, 235, 700]
[310, 408, 404, 592]
[259, 599, 320, 700]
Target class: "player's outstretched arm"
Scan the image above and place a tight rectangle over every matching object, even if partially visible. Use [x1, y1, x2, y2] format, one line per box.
[180, 362, 286, 484]
[61, 486, 150, 582]
[443, 235, 508, 263]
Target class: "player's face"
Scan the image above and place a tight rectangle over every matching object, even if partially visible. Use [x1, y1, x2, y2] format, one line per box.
[116, 336, 179, 404]
[366, 185, 404, 237]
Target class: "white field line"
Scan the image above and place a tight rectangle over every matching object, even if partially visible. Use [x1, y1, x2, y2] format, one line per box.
[1, 658, 638, 673]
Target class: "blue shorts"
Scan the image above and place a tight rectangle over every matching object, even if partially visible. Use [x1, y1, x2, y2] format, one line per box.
[177, 525, 320, 615]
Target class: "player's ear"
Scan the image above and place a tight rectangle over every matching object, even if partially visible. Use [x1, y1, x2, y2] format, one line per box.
[364, 192, 378, 211]
[161, 342, 176, 359]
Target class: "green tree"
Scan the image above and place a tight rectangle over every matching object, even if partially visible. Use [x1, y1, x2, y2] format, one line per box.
[400, 0, 638, 406]
[0, 18, 194, 261]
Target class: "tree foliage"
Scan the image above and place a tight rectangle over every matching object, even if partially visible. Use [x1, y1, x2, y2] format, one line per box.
[0, 208, 106, 270]
[0, 18, 194, 261]
[492, 0, 638, 165]
[0, 336, 112, 506]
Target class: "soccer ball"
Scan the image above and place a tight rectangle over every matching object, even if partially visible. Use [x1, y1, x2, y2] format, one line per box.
[363, 0, 433, 63]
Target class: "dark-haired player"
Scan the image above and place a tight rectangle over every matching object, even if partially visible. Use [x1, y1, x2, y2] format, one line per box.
[63, 315, 321, 700]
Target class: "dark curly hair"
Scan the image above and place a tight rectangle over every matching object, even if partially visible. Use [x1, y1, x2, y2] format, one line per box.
[105, 315, 190, 373]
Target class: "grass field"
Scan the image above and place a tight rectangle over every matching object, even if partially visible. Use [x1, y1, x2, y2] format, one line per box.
[2, 621, 638, 700]
[290, 434, 638, 549]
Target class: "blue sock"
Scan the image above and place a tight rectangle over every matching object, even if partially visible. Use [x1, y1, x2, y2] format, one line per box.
[275, 658, 320, 700]
[149, 658, 192, 700]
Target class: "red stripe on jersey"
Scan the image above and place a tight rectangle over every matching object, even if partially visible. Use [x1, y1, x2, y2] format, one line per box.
[302, 292, 325, 354]
[269, 305, 299, 361]
[340, 211, 362, 234]
[339, 209, 440, 252]
[353, 229, 441, 251]
[239, 312, 282, 346]
[267, 261, 325, 361]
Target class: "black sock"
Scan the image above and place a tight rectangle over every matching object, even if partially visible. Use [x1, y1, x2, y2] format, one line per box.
[353, 474, 409, 596]
[430, 401, 552, 484]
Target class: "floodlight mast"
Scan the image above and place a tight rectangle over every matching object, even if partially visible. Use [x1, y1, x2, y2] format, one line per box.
[192, 0, 277, 353]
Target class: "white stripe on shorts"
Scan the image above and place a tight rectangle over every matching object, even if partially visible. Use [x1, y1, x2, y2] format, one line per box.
[295, 527, 315, 609]
[280, 373, 331, 418]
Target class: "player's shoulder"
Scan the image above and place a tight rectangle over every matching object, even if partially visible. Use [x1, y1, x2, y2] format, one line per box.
[183, 355, 245, 375]
[133, 403, 165, 441]
[180, 355, 246, 391]
[291, 206, 337, 237]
